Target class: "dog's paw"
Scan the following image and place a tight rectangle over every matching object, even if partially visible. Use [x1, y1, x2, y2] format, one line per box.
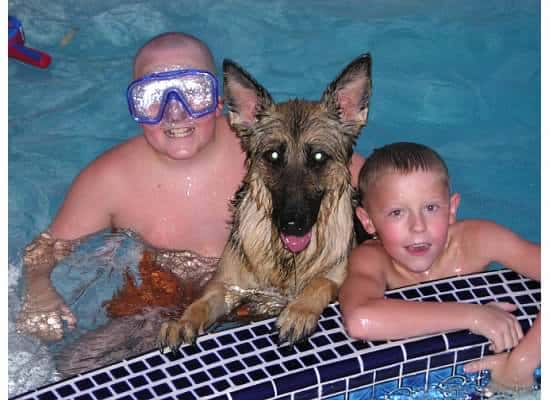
[158, 320, 199, 352]
[276, 302, 320, 345]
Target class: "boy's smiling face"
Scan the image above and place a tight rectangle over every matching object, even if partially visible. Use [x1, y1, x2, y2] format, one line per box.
[135, 46, 222, 161]
[358, 169, 460, 274]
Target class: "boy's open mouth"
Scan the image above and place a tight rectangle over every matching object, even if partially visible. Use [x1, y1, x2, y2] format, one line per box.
[405, 242, 431, 255]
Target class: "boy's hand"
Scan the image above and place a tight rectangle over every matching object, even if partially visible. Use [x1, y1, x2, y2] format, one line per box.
[16, 281, 76, 342]
[464, 353, 535, 389]
[469, 302, 523, 353]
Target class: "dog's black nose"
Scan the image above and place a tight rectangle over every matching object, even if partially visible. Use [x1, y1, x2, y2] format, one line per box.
[279, 213, 308, 236]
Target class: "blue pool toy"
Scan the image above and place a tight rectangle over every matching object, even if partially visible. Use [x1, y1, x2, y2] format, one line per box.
[8, 16, 51, 68]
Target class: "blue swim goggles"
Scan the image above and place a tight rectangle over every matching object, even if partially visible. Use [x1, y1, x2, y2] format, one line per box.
[126, 69, 219, 124]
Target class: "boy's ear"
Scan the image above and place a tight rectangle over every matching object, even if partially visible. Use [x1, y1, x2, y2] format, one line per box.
[355, 206, 376, 235]
[449, 193, 461, 224]
[320, 53, 372, 137]
[223, 59, 273, 131]
[215, 96, 224, 116]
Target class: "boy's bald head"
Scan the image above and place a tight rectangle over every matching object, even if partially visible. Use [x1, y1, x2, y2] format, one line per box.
[133, 32, 216, 78]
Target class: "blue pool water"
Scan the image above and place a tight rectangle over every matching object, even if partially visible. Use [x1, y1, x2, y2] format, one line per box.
[8, 0, 540, 397]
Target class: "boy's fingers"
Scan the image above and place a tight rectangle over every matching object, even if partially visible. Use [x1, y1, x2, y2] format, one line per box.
[488, 301, 517, 312]
[515, 320, 524, 342]
[509, 328, 519, 349]
[464, 356, 496, 373]
[492, 337, 504, 353]
[511, 320, 523, 347]
[463, 359, 482, 373]
[502, 325, 515, 351]
[502, 313, 522, 349]
[504, 332, 515, 352]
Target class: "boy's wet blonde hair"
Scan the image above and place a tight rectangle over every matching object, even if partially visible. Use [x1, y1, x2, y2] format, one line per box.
[358, 142, 450, 204]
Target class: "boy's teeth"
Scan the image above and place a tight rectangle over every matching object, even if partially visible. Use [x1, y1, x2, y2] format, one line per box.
[165, 127, 194, 137]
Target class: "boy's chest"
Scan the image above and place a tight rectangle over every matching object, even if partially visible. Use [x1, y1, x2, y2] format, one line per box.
[114, 180, 238, 256]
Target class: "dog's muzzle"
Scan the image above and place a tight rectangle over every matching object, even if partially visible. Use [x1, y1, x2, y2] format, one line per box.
[277, 211, 315, 253]
[272, 177, 323, 254]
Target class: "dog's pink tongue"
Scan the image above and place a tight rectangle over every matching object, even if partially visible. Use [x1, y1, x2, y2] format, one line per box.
[281, 231, 312, 253]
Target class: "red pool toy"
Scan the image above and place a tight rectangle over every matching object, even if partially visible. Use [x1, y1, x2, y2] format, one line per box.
[9, 16, 51, 68]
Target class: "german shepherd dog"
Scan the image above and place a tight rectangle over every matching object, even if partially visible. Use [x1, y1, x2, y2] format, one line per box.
[158, 53, 372, 350]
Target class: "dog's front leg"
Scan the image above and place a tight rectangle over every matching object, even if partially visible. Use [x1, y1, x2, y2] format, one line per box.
[276, 276, 339, 345]
[158, 282, 229, 351]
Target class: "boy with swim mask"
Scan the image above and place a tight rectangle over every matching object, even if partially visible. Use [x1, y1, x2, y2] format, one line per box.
[16, 32, 247, 343]
[339, 142, 540, 390]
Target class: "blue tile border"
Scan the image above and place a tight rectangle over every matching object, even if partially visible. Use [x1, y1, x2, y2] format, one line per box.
[12, 269, 539, 400]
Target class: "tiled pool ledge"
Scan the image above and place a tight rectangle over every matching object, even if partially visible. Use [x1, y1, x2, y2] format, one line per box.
[12, 268, 540, 400]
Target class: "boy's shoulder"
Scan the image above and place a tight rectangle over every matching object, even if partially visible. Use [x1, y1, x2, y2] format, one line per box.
[352, 238, 386, 253]
[450, 218, 505, 239]
[350, 239, 393, 270]
[90, 135, 146, 168]
[73, 135, 145, 188]
[445, 218, 518, 271]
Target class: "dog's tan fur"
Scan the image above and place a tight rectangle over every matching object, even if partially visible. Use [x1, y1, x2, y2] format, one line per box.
[159, 53, 372, 348]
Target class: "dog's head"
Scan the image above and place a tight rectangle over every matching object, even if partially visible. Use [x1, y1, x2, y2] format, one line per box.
[224, 54, 372, 253]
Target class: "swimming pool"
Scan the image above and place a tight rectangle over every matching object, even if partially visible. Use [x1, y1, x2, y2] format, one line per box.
[11, 268, 541, 400]
[8, 0, 540, 397]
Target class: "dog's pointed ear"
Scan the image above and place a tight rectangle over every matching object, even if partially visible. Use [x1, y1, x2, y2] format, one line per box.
[223, 59, 273, 130]
[321, 53, 372, 130]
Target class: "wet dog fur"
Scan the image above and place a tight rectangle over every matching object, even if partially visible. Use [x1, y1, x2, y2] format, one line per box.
[159, 53, 372, 349]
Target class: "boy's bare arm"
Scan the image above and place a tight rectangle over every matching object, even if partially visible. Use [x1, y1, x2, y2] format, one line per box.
[466, 220, 540, 280]
[339, 242, 387, 318]
[344, 296, 521, 350]
[49, 157, 117, 240]
[463, 221, 540, 388]
[491, 224, 540, 280]
[18, 156, 116, 341]
[17, 232, 79, 341]
[339, 244, 488, 341]
[340, 243, 522, 351]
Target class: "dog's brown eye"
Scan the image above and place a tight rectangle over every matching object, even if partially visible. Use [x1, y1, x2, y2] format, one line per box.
[270, 151, 280, 161]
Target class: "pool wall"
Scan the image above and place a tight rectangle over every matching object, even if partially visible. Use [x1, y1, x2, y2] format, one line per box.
[12, 268, 539, 400]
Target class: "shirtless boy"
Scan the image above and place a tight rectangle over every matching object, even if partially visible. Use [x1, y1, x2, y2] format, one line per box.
[17, 32, 365, 346]
[339, 142, 540, 389]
